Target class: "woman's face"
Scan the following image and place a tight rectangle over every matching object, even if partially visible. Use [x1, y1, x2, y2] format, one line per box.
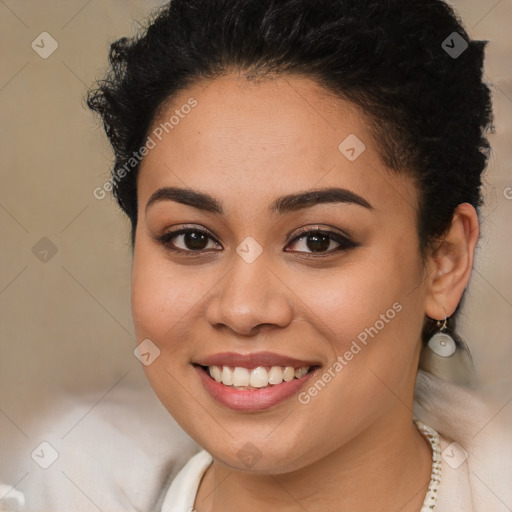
[131, 74, 429, 473]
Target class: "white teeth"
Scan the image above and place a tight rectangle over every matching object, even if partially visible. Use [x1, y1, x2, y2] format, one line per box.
[283, 366, 295, 381]
[210, 365, 222, 382]
[268, 366, 283, 385]
[250, 367, 269, 388]
[232, 367, 250, 387]
[221, 366, 233, 386]
[295, 367, 308, 378]
[207, 365, 311, 389]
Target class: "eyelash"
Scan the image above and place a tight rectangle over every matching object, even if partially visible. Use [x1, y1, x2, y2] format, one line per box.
[155, 225, 358, 257]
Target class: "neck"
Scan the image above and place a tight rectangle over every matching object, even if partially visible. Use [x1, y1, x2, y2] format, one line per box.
[195, 409, 433, 512]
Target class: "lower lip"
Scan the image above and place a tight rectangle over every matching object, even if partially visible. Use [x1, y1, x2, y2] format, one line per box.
[195, 365, 319, 412]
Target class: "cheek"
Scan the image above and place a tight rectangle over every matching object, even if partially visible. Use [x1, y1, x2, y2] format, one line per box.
[295, 258, 407, 347]
[292, 248, 424, 393]
[131, 243, 203, 350]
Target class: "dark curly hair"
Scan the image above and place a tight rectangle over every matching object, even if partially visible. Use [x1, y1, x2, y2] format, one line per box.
[87, 0, 493, 343]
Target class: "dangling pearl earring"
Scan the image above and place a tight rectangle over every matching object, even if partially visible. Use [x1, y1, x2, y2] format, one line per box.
[427, 318, 456, 357]
[419, 315, 475, 386]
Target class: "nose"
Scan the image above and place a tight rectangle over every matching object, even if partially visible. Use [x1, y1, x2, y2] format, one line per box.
[204, 253, 294, 336]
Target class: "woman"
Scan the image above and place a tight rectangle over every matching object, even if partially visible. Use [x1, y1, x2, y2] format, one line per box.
[87, 0, 510, 510]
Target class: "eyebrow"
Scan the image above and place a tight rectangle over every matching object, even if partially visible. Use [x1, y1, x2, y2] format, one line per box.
[145, 186, 373, 215]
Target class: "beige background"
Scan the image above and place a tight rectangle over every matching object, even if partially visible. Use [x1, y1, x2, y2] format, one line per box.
[0, 0, 511, 501]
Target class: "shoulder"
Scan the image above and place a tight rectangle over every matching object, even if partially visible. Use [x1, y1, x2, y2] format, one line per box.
[3, 379, 199, 512]
[414, 370, 512, 512]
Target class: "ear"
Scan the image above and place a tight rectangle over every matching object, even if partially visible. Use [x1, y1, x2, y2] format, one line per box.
[424, 203, 480, 321]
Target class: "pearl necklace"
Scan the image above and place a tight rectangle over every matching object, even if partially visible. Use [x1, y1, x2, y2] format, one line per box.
[414, 420, 442, 511]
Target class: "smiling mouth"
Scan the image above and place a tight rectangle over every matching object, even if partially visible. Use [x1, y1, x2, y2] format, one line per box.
[196, 364, 319, 390]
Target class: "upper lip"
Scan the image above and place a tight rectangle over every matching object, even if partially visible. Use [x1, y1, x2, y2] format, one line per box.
[194, 351, 320, 369]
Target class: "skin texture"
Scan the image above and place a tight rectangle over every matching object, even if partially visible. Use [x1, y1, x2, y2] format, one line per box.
[131, 74, 479, 511]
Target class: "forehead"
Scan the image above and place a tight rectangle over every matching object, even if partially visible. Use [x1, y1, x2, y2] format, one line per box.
[146, 73, 369, 168]
[138, 73, 418, 220]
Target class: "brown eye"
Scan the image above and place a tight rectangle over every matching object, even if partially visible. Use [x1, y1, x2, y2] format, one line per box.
[285, 228, 358, 255]
[180, 231, 209, 250]
[156, 228, 222, 253]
